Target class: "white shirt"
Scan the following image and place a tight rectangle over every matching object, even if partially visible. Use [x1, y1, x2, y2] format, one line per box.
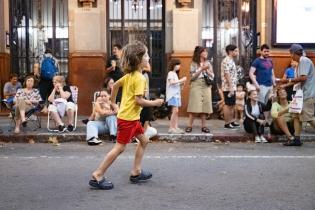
[251, 103, 260, 118]
[166, 71, 180, 102]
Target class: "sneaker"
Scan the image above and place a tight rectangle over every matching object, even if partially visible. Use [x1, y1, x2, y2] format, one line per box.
[144, 126, 158, 139]
[255, 136, 261, 143]
[224, 123, 236, 129]
[260, 135, 268, 143]
[67, 124, 74, 132]
[87, 137, 102, 146]
[130, 170, 152, 183]
[168, 128, 182, 134]
[231, 122, 240, 127]
[175, 128, 185, 134]
[58, 125, 67, 132]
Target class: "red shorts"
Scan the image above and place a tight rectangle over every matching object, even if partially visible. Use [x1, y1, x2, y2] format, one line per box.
[117, 118, 144, 144]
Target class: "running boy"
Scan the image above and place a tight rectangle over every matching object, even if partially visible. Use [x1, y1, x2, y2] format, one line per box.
[89, 42, 164, 190]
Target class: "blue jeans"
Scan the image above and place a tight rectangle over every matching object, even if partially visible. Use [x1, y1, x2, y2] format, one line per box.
[86, 115, 117, 140]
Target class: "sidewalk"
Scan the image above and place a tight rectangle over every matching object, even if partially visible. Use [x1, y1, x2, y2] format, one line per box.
[1, 115, 315, 143]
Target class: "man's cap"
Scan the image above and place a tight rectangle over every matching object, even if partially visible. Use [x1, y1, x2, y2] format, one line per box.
[289, 44, 303, 54]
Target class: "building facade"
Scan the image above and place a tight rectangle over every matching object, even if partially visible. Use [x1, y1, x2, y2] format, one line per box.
[1, 0, 315, 114]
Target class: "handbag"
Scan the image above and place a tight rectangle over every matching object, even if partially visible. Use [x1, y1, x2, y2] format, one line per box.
[203, 73, 215, 86]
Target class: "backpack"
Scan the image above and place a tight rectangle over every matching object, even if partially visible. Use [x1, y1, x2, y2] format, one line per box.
[41, 56, 57, 80]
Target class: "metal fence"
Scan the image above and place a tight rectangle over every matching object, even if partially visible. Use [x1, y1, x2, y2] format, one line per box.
[107, 0, 165, 91]
[9, 0, 69, 78]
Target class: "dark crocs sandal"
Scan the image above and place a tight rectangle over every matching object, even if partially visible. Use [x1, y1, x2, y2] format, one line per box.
[130, 170, 152, 183]
[185, 127, 192, 133]
[201, 127, 210, 133]
[89, 177, 114, 190]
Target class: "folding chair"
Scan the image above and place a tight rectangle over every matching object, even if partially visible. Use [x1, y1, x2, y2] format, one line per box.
[47, 86, 78, 131]
[2, 99, 43, 131]
[93, 91, 100, 102]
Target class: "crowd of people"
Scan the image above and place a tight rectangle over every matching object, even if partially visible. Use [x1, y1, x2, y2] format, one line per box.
[1, 43, 315, 148]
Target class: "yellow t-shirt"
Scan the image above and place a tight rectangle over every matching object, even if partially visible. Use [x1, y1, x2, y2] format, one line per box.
[117, 71, 146, 121]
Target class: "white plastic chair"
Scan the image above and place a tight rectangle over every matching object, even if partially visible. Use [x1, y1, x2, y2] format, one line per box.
[47, 86, 78, 131]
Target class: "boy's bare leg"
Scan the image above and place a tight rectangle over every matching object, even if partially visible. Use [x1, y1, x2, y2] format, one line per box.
[131, 134, 149, 176]
[92, 143, 126, 181]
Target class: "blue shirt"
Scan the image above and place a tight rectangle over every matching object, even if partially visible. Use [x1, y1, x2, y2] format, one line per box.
[285, 67, 295, 79]
[251, 58, 273, 86]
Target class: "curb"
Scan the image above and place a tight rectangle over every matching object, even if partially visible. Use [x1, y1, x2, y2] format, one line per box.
[1, 132, 315, 144]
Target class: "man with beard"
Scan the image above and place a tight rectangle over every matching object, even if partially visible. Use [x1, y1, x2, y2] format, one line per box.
[249, 44, 276, 104]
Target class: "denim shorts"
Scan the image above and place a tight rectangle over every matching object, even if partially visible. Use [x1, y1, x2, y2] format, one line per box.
[167, 97, 181, 107]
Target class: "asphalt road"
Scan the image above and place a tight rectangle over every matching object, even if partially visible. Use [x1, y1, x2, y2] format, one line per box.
[0, 142, 315, 210]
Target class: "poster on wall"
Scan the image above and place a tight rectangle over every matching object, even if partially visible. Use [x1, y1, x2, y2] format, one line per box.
[273, 0, 315, 46]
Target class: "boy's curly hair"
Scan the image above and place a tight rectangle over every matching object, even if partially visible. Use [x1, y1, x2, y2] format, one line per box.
[121, 41, 148, 73]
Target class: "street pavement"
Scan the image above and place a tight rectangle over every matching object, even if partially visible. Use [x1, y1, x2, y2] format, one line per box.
[0, 142, 314, 210]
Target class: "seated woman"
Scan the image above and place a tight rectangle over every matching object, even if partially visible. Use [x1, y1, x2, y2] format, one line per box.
[82, 77, 115, 125]
[244, 90, 272, 143]
[48, 75, 75, 132]
[86, 90, 117, 145]
[14, 75, 42, 134]
[270, 88, 296, 142]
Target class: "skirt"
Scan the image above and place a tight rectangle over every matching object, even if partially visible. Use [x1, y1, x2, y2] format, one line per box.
[187, 78, 213, 114]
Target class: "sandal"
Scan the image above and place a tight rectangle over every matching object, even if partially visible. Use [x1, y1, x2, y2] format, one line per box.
[130, 170, 153, 183]
[185, 127, 192, 133]
[201, 127, 210, 133]
[89, 177, 114, 190]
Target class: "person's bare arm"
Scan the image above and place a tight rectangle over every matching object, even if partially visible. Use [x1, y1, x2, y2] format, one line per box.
[135, 96, 164, 107]
[272, 69, 276, 86]
[110, 80, 122, 112]
[94, 102, 115, 116]
[224, 72, 234, 96]
[249, 67, 259, 90]
[59, 86, 71, 100]
[48, 88, 56, 103]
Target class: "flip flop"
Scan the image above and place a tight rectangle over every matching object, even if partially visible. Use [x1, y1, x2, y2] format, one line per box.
[89, 177, 114, 190]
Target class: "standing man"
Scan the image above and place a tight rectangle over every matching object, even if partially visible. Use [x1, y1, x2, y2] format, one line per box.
[221, 44, 239, 129]
[249, 44, 276, 104]
[281, 44, 315, 146]
[34, 48, 59, 112]
[105, 44, 124, 103]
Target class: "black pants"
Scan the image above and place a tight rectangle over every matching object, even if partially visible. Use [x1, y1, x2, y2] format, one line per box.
[39, 78, 53, 104]
[243, 118, 264, 135]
